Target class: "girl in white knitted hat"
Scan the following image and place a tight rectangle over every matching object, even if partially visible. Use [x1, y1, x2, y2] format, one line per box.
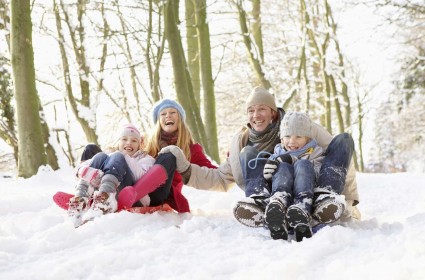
[68, 124, 155, 227]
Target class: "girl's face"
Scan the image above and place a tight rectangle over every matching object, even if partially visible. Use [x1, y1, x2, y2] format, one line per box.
[281, 135, 309, 151]
[159, 108, 179, 133]
[247, 105, 275, 132]
[118, 136, 140, 156]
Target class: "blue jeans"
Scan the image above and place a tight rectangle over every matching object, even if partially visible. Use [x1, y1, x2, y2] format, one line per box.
[90, 151, 134, 192]
[239, 146, 271, 197]
[317, 133, 354, 194]
[271, 159, 315, 208]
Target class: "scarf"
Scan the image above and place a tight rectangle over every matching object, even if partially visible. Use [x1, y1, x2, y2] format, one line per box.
[159, 131, 178, 148]
[272, 139, 318, 159]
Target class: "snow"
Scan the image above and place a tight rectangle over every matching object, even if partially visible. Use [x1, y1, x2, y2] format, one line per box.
[1, 167, 425, 279]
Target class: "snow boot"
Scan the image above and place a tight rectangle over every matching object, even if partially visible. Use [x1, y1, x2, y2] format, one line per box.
[286, 192, 313, 241]
[67, 196, 89, 228]
[312, 192, 346, 224]
[82, 175, 119, 222]
[286, 204, 312, 242]
[233, 199, 266, 228]
[265, 193, 291, 240]
[248, 193, 270, 209]
[118, 164, 168, 210]
[83, 191, 117, 222]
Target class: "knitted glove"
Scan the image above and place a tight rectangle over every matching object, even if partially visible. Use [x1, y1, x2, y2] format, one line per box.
[263, 159, 278, 180]
[77, 166, 104, 187]
[159, 145, 190, 173]
[275, 154, 294, 164]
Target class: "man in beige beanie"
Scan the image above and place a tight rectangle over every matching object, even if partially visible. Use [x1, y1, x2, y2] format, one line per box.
[160, 86, 360, 236]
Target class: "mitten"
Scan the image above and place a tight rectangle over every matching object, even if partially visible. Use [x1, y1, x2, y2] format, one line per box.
[77, 166, 104, 187]
[263, 159, 278, 180]
[159, 145, 190, 173]
[276, 154, 294, 164]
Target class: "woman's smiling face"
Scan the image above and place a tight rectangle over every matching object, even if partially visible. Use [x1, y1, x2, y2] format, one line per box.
[159, 108, 179, 133]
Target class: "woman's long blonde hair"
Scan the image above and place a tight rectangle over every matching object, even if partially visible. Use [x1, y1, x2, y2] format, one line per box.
[145, 113, 194, 161]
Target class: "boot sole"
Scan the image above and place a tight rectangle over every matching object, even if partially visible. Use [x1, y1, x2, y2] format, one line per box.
[313, 198, 345, 224]
[294, 223, 313, 242]
[265, 203, 288, 240]
[286, 206, 310, 228]
[286, 206, 312, 242]
[233, 201, 265, 228]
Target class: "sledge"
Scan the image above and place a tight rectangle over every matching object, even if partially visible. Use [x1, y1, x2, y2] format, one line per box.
[53, 191, 174, 214]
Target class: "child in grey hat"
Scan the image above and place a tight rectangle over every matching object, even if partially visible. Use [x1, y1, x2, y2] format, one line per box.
[262, 112, 325, 242]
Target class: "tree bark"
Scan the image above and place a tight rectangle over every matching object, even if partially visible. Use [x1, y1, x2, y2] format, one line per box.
[185, 0, 201, 105]
[194, 0, 220, 162]
[54, 0, 98, 144]
[164, 0, 208, 149]
[236, 0, 271, 89]
[250, 0, 264, 63]
[10, 0, 47, 177]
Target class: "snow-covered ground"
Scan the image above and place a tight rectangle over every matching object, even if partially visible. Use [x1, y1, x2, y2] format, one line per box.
[0, 167, 424, 280]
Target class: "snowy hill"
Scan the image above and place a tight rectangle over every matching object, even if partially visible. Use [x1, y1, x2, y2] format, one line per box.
[0, 167, 424, 280]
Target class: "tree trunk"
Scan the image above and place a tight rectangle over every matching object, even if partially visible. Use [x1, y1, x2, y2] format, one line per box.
[10, 0, 47, 178]
[250, 0, 264, 63]
[236, 0, 271, 89]
[0, 55, 18, 165]
[39, 100, 59, 170]
[356, 92, 365, 172]
[116, 3, 143, 124]
[194, 0, 220, 163]
[54, 0, 98, 144]
[185, 0, 201, 105]
[164, 0, 208, 150]
[146, 0, 165, 102]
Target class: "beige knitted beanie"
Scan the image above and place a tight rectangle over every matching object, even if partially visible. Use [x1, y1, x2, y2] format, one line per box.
[245, 86, 277, 112]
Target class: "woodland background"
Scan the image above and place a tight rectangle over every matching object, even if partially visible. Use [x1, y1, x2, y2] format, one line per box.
[0, 0, 424, 178]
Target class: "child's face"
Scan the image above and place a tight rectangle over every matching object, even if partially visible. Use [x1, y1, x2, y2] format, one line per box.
[118, 136, 140, 156]
[247, 105, 275, 132]
[281, 135, 309, 151]
[159, 108, 179, 134]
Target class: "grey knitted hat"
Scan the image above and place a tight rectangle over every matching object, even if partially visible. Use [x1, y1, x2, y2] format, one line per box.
[245, 86, 277, 112]
[280, 112, 313, 138]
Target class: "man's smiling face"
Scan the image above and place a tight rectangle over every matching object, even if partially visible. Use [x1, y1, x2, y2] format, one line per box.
[247, 104, 274, 132]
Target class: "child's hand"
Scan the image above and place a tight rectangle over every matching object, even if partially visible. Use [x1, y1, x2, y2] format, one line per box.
[275, 154, 294, 164]
[263, 159, 278, 180]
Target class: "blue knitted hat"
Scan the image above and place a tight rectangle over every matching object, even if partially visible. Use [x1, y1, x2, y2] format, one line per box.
[152, 99, 186, 124]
